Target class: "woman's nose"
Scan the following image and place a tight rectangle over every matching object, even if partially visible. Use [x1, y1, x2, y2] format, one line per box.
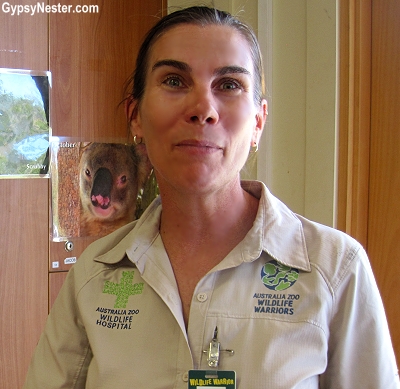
[185, 87, 219, 125]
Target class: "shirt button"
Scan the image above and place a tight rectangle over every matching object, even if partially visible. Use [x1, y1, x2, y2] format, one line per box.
[182, 372, 189, 382]
[197, 292, 208, 302]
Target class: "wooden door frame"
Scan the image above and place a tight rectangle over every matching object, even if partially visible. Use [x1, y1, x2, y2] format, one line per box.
[337, 0, 372, 249]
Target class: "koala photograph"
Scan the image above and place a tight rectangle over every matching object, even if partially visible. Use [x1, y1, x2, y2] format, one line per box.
[78, 142, 151, 237]
[51, 140, 155, 240]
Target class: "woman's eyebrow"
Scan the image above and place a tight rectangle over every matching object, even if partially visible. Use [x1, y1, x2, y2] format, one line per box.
[214, 65, 251, 77]
[151, 60, 250, 77]
[152, 59, 191, 73]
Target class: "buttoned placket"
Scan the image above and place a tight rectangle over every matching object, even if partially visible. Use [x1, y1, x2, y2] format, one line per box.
[186, 271, 218, 370]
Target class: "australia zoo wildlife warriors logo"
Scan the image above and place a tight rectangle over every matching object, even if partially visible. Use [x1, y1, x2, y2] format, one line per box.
[254, 261, 300, 316]
[261, 260, 299, 291]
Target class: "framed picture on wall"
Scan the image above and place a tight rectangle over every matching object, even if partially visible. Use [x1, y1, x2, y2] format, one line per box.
[0, 68, 50, 177]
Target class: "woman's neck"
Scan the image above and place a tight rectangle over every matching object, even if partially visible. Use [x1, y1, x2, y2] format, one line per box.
[158, 177, 259, 257]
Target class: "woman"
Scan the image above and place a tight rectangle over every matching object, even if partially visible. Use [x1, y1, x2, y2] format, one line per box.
[24, 6, 399, 389]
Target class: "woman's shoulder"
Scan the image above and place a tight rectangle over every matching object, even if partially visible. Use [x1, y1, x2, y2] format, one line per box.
[295, 213, 367, 292]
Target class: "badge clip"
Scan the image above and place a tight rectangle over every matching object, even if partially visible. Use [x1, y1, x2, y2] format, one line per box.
[203, 326, 234, 367]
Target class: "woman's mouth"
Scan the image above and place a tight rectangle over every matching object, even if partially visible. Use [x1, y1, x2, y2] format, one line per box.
[175, 139, 223, 154]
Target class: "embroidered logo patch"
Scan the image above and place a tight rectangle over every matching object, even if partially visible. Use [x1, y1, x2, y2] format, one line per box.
[261, 260, 299, 291]
[103, 270, 144, 308]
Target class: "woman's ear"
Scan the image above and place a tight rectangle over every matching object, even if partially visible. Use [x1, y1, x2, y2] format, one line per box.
[252, 99, 268, 146]
[125, 97, 143, 138]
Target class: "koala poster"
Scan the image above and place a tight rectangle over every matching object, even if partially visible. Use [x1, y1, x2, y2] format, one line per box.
[50, 140, 157, 240]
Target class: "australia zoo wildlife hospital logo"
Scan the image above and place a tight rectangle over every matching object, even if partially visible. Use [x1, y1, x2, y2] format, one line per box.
[96, 271, 144, 330]
[253, 260, 300, 316]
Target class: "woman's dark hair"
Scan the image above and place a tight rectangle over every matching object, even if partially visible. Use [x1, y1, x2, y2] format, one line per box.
[126, 6, 265, 115]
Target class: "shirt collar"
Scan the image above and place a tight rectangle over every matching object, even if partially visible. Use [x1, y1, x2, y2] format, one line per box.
[94, 197, 162, 272]
[95, 181, 311, 273]
[240, 181, 311, 272]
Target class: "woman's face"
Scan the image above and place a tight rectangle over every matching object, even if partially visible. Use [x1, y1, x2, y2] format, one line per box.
[130, 24, 267, 196]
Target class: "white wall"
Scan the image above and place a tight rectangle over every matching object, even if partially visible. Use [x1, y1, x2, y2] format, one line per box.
[167, 0, 337, 227]
[261, 0, 337, 227]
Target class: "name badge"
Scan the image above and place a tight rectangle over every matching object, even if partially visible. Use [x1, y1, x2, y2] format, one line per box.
[188, 370, 236, 389]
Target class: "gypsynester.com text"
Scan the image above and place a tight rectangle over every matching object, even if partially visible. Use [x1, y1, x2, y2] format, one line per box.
[2, 2, 99, 16]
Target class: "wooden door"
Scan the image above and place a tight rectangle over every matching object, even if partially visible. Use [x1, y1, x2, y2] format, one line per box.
[338, 0, 400, 367]
[368, 0, 400, 367]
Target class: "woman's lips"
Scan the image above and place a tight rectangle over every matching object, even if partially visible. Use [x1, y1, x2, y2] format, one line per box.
[174, 139, 223, 154]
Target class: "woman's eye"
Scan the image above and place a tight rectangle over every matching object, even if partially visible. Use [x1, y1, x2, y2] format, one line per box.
[219, 79, 242, 91]
[163, 76, 183, 88]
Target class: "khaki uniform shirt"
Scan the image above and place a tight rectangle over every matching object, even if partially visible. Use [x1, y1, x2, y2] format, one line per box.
[24, 181, 399, 388]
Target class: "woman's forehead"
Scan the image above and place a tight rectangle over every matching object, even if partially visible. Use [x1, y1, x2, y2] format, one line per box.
[147, 24, 254, 74]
